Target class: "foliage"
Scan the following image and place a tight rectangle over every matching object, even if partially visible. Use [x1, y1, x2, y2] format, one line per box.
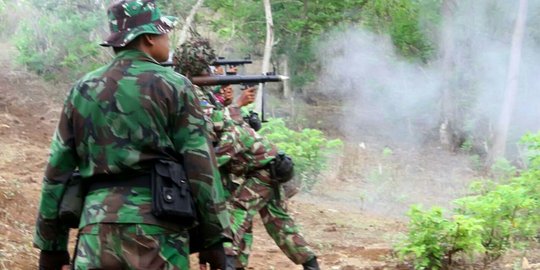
[396, 206, 484, 270]
[489, 158, 516, 181]
[14, 1, 107, 81]
[205, 0, 437, 90]
[259, 118, 343, 190]
[359, 0, 436, 62]
[397, 132, 540, 269]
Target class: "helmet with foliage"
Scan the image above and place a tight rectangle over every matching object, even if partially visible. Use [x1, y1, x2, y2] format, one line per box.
[174, 37, 216, 77]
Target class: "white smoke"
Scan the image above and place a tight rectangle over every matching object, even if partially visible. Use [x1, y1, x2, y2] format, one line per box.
[310, 0, 540, 216]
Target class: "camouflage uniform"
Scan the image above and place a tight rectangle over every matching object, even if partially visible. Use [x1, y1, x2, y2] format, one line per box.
[218, 106, 316, 268]
[34, 1, 230, 269]
[176, 38, 316, 269]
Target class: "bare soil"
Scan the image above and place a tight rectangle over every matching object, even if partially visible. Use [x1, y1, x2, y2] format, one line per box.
[0, 43, 539, 270]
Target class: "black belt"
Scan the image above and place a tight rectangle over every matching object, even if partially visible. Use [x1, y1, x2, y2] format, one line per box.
[87, 172, 151, 192]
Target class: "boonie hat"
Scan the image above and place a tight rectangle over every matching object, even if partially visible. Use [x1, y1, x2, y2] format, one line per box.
[101, 0, 178, 47]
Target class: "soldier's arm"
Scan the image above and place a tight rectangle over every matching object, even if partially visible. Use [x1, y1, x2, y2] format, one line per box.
[214, 128, 236, 167]
[170, 78, 231, 247]
[33, 89, 77, 251]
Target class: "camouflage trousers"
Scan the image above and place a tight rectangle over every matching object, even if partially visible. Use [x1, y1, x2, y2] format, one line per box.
[225, 169, 315, 267]
[74, 223, 189, 270]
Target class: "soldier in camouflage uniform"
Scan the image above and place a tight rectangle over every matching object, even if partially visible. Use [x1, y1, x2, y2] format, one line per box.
[175, 38, 320, 270]
[218, 100, 320, 270]
[33, 1, 230, 269]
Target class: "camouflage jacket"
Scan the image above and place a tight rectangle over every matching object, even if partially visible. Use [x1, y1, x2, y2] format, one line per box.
[216, 105, 278, 175]
[34, 50, 230, 251]
[192, 86, 276, 173]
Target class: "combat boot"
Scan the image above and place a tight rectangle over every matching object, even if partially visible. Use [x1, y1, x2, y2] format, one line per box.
[302, 256, 320, 270]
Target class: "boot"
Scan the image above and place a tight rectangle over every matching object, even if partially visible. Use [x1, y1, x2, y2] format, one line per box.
[302, 257, 320, 270]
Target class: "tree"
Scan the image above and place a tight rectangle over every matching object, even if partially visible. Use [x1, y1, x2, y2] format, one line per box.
[438, 0, 459, 151]
[254, 0, 275, 114]
[488, 0, 528, 164]
[176, 0, 205, 47]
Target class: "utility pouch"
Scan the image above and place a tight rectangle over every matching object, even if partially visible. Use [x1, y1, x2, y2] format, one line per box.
[58, 171, 84, 228]
[151, 160, 197, 227]
[269, 152, 295, 184]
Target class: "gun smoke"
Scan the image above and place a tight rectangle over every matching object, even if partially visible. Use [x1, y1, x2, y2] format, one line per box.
[311, 0, 540, 217]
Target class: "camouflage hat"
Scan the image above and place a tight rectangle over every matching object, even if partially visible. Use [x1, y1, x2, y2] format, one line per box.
[101, 0, 178, 47]
[174, 37, 216, 76]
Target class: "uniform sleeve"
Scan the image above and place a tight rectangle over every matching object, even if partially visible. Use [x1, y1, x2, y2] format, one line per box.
[170, 79, 231, 247]
[33, 89, 77, 251]
[215, 126, 239, 167]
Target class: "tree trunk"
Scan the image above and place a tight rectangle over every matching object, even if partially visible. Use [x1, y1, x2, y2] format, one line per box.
[488, 0, 528, 164]
[255, 0, 274, 115]
[439, 0, 459, 151]
[176, 0, 205, 47]
[283, 57, 291, 98]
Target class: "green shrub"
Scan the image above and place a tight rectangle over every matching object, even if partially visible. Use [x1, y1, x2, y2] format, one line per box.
[455, 183, 538, 265]
[259, 118, 343, 191]
[397, 132, 540, 269]
[396, 206, 484, 270]
[14, 2, 107, 81]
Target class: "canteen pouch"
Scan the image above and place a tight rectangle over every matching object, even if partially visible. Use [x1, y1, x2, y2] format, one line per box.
[58, 171, 84, 228]
[151, 160, 197, 227]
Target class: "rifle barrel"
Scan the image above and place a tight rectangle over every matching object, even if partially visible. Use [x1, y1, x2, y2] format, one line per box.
[211, 59, 253, 66]
[191, 75, 289, 86]
[160, 58, 253, 68]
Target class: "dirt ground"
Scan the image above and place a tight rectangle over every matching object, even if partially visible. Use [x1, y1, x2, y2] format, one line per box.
[0, 43, 539, 270]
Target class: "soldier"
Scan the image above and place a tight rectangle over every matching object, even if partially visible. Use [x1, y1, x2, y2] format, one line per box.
[175, 38, 320, 270]
[33, 1, 229, 269]
[218, 91, 320, 270]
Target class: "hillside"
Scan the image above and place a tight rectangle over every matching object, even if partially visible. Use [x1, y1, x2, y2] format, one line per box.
[1, 42, 539, 270]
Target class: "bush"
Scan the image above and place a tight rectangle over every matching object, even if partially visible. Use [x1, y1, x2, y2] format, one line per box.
[14, 1, 107, 81]
[397, 132, 540, 269]
[259, 118, 342, 191]
[396, 206, 484, 270]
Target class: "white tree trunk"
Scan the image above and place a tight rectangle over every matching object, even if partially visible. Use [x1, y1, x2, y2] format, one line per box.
[439, 0, 458, 151]
[283, 57, 291, 98]
[488, 0, 528, 164]
[176, 0, 205, 47]
[255, 0, 274, 114]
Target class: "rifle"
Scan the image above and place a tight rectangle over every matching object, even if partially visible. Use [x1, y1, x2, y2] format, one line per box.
[190, 74, 288, 86]
[212, 57, 252, 67]
[159, 57, 252, 68]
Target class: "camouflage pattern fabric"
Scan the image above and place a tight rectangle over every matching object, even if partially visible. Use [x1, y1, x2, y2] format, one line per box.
[179, 38, 316, 266]
[33, 49, 230, 252]
[174, 37, 216, 77]
[192, 85, 224, 144]
[101, 0, 177, 47]
[235, 186, 315, 267]
[215, 106, 316, 266]
[215, 105, 278, 174]
[73, 223, 189, 269]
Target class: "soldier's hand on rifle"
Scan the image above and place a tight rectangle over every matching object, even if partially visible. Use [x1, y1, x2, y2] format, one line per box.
[227, 65, 238, 75]
[220, 85, 234, 106]
[236, 86, 257, 107]
[214, 65, 225, 75]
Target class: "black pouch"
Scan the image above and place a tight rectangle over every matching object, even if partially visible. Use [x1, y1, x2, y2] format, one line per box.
[58, 171, 84, 228]
[151, 160, 197, 227]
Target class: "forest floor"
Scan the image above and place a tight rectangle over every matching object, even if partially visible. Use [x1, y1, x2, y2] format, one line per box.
[0, 43, 539, 270]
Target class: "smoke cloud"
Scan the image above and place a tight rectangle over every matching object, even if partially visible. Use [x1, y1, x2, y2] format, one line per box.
[311, 0, 540, 216]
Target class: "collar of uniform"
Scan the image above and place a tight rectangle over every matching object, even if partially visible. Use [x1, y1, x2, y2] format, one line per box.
[113, 49, 160, 65]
